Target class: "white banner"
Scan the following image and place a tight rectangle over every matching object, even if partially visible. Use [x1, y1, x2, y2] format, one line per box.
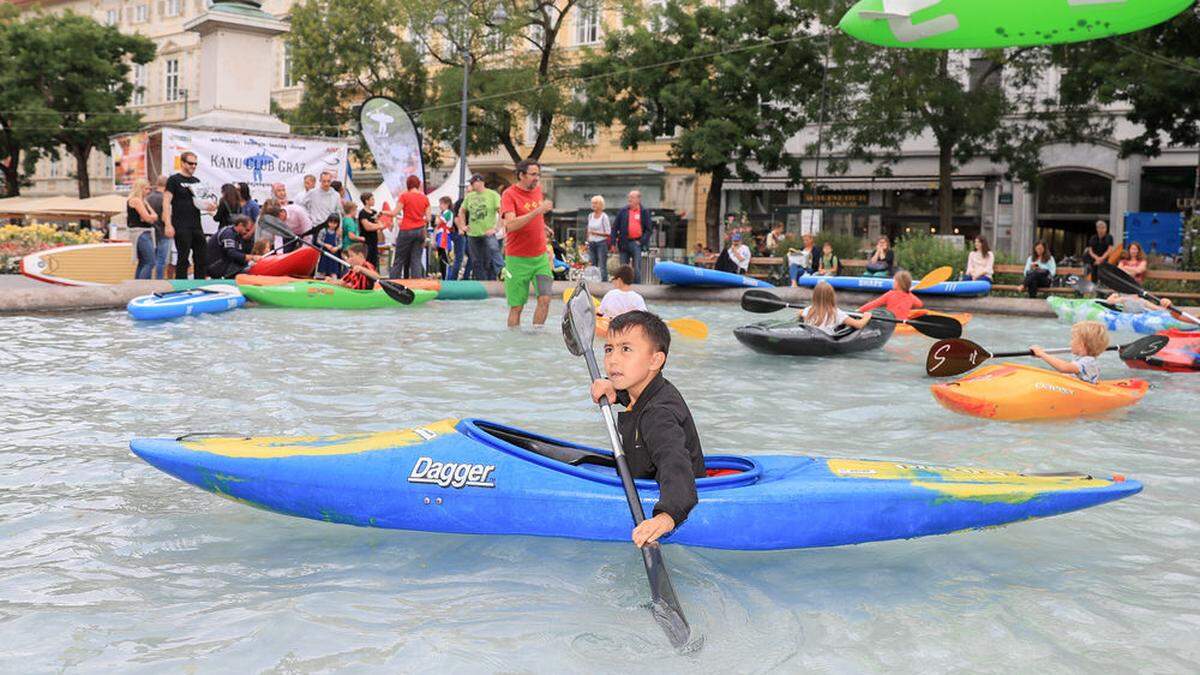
[161, 127, 348, 208]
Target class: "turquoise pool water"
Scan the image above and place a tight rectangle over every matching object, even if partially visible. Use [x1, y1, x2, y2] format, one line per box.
[0, 299, 1196, 672]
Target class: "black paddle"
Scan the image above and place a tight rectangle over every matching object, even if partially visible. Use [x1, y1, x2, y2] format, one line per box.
[561, 281, 692, 651]
[1099, 262, 1200, 326]
[740, 289, 963, 340]
[258, 218, 414, 304]
[925, 335, 1170, 377]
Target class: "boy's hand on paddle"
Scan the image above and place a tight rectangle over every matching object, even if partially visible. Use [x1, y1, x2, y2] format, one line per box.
[633, 512, 675, 548]
[1030, 345, 1045, 358]
[590, 380, 617, 405]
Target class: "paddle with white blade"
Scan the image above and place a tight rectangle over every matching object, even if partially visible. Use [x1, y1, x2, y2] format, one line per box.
[925, 335, 1169, 377]
[561, 281, 693, 651]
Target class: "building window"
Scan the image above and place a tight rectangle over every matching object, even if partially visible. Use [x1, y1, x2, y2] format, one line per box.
[135, 4, 149, 23]
[166, 0, 182, 17]
[572, 120, 596, 144]
[281, 43, 295, 87]
[132, 64, 146, 105]
[524, 113, 541, 146]
[106, 9, 119, 25]
[575, 1, 600, 45]
[49, 158, 61, 178]
[165, 59, 181, 102]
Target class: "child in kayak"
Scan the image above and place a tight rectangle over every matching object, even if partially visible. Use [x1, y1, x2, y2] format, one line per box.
[590, 311, 706, 547]
[857, 270, 923, 320]
[596, 265, 648, 338]
[321, 244, 376, 291]
[800, 281, 873, 334]
[1104, 292, 1173, 314]
[1031, 321, 1108, 384]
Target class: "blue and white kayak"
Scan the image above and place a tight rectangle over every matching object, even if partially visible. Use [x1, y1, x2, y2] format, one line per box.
[127, 285, 245, 321]
[796, 275, 992, 297]
[653, 261, 773, 289]
[130, 418, 1140, 551]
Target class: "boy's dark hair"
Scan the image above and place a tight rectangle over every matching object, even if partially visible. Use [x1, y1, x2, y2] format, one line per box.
[346, 243, 366, 256]
[613, 264, 635, 285]
[607, 310, 670, 360]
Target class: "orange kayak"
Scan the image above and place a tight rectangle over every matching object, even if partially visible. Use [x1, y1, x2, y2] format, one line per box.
[895, 309, 972, 336]
[931, 363, 1148, 421]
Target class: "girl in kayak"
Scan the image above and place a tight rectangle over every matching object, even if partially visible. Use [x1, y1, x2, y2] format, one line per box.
[590, 311, 705, 548]
[799, 281, 872, 334]
[1031, 321, 1108, 384]
[857, 270, 922, 320]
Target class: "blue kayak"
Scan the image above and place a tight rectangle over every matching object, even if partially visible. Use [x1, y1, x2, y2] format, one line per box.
[127, 286, 245, 321]
[654, 261, 773, 289]
[130, 418, 1140, 551]
[796, 275, 992, 297]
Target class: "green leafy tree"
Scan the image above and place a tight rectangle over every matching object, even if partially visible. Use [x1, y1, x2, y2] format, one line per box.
[576, 0, 825, 245]
[10, 12, 155, 198]
[284, 0, 429, 160]
[0, 5, 50, 197]
[821, 3, 1099, 233]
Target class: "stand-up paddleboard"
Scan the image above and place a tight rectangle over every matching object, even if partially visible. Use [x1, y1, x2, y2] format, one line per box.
[796, 275, 991, 297]
[654, 261, 774, 289]
[127, 285, 245, 321]
[21, 242, 135, 286]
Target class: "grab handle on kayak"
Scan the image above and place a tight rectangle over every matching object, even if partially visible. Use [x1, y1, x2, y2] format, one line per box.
[175, 432, 252, 441]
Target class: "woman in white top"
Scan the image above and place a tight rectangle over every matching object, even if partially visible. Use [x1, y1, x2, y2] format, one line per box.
[964, 235, 994, 281]
[800, 281, 872, 335]
[586, 195, 611, 281]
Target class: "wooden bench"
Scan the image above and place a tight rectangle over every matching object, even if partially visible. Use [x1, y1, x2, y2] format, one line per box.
[992, 263, 1200, 300]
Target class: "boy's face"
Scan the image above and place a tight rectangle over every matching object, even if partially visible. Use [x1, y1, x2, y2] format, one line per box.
[603, 325, 665, 391]
[347, 251, 366, 266]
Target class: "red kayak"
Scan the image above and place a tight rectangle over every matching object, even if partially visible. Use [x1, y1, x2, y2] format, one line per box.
[1123, 328, 1200, 372]
[246, 247, 319, 277]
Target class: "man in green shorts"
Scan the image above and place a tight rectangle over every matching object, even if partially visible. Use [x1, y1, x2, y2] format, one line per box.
[499, 159, 554, 327]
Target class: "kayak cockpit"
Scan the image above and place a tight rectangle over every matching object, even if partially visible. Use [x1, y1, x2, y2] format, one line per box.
[461, 418, 763, 488]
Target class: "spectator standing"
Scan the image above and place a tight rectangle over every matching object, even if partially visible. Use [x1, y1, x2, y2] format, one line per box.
[390, 175, 430, 278]
[127, 179, 160, 280]
[317, 214, 342, 278]
[500, 159, 554, 327]
[448, 195, 468, 280]
[144, 175, 171, 279]
[162, 151, 215, 279]
[341, 201, 362, 251]
[586, 195, 611, 281]
[238, 182, 260, 223]
[357, 192, 384, 269]
[213, 184, 242, 232]
[300, 171, 342, 230]
[613, 190, 652, 283]
[458, 174, 502, 280]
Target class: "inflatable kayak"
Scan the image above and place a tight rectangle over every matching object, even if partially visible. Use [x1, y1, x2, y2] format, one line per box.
[931, 364, 1148, 421]
[796, 275, 991, 297]
[129, 418, 1141, 551]
[239, 280, 436, 309]
[127, 285, 245, 321]
[1123, 329, 1200, 373]
[653, 261, 773, 289]
[734, 310, 895, 356]
[245, 247, 319, 277]
[894, 310, 972, 336]
[1047, 296, 1194, 334]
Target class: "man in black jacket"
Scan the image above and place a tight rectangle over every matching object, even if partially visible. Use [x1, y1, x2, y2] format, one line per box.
[611, 190, 653, 283]
[590, 310, 705, 547]
[206, 215, 261, 279]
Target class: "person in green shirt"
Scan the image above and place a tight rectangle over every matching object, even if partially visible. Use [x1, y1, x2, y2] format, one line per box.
[340, 200, 363, 251]
[455, 174, 502, 280]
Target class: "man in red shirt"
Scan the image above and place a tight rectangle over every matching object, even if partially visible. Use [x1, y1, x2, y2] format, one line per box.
[500, 159, 554, 327]
[614, 190, 652, 283]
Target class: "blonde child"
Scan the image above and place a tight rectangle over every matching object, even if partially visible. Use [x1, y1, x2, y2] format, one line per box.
[800, 281, 872, 334]
[857, 269, 923, 320]
[1031, 321, 1108, 384]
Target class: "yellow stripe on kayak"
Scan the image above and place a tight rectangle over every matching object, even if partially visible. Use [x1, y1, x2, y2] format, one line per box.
[826, 458, 1114, 503]
[182, 418, 460, 458]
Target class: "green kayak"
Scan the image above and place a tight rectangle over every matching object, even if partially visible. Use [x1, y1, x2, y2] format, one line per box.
[239, 281, 437, 310]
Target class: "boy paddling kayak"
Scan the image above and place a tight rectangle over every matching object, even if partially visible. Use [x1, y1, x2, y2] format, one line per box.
[589, 311, 706, 547]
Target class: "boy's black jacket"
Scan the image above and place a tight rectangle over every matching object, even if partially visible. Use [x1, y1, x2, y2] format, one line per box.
[615, 373, 705, 525]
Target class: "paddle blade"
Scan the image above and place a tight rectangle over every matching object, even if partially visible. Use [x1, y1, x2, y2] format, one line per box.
[1119, 334, 1169, 361]
[1098, 263, 1144, 297]
[562, 282, 597, 356]
[562, 287, 599, 307]
[926, 338, 992, 377]
[667, 318, 709, 339]
[905, 314, 962, 340]
[741, 289, 788, 313]
[642, 544, 692, 650]
[913, 265, 953, 291]
[379, 279, 415, 305]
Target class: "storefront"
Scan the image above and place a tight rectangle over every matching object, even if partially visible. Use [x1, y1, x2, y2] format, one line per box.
[1034, 170, 1112, 260]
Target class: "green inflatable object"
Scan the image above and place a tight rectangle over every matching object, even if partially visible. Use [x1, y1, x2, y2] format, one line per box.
[436, 280, 489, 300]
[169, 279, 237, 290]
[839, 0, 1193, 49]
[240, 281, 437, 310]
